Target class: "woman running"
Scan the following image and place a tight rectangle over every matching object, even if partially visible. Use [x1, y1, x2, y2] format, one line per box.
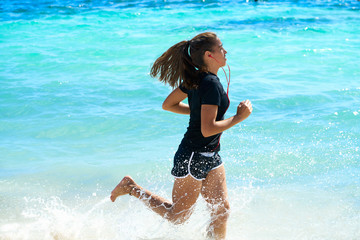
[110, 32, 252, 239]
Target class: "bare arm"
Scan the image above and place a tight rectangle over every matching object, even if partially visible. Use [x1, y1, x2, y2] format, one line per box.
[201, 100, 253, 137]
[162, 87, 190, 115]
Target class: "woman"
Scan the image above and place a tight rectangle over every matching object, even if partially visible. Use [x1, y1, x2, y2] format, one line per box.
[110, 32, 252, 239]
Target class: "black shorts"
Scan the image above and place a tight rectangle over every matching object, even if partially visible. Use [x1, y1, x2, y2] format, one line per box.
[171, 147, 223, 181]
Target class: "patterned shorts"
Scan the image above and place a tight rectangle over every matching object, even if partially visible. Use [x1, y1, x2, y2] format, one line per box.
[171, 147, 223, 181]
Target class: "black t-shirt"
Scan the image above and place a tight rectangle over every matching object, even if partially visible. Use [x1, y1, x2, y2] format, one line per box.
[179, 72, 230, 152]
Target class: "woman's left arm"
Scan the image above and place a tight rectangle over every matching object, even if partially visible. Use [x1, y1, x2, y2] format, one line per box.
[201, 100, 252, 137]
[162, 87, 190, 115]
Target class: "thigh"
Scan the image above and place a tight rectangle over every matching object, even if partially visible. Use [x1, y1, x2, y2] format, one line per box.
[201, 165, 228, 204]
[171, 175, 203, 218]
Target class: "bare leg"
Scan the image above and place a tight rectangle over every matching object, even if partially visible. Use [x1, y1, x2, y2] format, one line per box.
[201, 165, 230, 240]
[111, 175, 203, 224]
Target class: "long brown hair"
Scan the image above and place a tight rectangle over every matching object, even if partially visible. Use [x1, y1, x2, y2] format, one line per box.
[150, 32, 218, 89]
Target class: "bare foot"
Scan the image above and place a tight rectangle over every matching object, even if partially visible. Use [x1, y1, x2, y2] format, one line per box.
[110, 176, 136, 202]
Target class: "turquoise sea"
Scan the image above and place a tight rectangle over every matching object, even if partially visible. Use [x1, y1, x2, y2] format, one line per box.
[1, 0, 359, 239]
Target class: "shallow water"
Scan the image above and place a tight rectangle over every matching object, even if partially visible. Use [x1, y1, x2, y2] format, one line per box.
[1, 0, 360, 239]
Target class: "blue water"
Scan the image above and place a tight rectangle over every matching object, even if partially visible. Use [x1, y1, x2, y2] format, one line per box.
[1, 1, 360, 239]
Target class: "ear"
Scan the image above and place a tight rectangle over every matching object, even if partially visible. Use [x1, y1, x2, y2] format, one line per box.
[204, 50, 212, 58]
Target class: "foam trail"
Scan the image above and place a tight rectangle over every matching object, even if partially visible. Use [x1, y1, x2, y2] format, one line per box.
[74, 196, 111, 239]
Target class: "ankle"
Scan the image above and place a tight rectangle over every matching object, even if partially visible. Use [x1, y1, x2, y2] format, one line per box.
[128, 184, 136, 195]
[128, 184, 141, 197]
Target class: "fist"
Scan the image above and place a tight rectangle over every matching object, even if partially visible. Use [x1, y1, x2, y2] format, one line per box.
[236, 99, 253, 120]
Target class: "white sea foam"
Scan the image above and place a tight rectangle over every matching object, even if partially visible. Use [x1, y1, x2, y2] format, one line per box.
[1, 185, 359, 240]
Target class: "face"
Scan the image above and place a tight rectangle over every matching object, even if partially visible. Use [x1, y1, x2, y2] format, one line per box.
[210, 38, 227, 67]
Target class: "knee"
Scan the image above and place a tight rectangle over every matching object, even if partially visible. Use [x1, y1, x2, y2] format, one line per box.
[213, 200, 230, 221]
[169, 216, 187, 225]
[167, 210, 192, 225]
[223, 200, 230, 213]
[221, 200, 231, 219]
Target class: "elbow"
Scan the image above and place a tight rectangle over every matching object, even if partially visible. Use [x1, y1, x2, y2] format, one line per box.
[202, 133, 212, 138]
[162, 102, 170, 111]
[201, 127, 212, 138]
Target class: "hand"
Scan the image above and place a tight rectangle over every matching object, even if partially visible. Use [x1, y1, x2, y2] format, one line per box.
[236, 99, 253, 121]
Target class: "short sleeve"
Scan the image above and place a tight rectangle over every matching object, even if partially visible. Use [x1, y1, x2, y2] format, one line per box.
[200, 77, 221, 106]
[179, 83, 189, 94]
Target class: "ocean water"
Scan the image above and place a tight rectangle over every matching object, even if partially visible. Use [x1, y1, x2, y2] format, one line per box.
[1, 0, 359, 239]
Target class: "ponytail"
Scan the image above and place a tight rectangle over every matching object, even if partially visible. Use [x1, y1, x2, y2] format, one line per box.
[150, 32, 218, 90]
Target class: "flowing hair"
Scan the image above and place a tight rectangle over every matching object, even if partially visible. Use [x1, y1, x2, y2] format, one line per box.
[150, 32, 218, 89]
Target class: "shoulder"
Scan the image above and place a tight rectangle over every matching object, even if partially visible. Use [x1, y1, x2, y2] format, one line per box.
[179, 83, 189, 94]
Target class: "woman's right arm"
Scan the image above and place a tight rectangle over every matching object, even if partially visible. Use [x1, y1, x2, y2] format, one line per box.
[162, 87, 190, 115]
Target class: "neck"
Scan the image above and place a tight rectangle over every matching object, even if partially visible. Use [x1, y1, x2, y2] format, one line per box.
[207, 65, 220, 75]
